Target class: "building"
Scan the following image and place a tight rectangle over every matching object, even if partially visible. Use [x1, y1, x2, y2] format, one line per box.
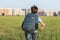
[38, 9, 47, 16]
[44, 10, 54, 16]
[0, 8, 13, 16]
[13, 8, 25, 16]
[0, 8, 3, 15]
[58, 11, 60, 16]
[0, 8, 25, 16]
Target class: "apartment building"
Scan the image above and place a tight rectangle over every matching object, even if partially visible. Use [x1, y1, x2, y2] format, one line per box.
[0, 8, 25, 16]
[0, 8, 13, 16]
[13, 8, 25, 16]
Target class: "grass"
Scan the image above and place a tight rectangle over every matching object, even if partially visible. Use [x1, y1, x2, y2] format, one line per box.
[0, 16, 60, 40]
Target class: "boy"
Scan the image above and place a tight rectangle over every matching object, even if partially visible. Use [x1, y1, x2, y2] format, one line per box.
[22, 5, 45, 40]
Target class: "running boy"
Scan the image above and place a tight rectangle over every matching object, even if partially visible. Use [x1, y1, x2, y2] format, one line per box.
[22, 5, 45, 40]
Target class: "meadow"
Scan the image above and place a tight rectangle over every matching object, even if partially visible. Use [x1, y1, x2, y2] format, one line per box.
[0, 16, 60, 40]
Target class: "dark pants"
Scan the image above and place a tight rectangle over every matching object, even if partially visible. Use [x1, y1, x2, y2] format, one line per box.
[25, 31, 36, 40]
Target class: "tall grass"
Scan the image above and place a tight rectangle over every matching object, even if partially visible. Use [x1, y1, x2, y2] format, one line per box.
[0, 16, 60, 40]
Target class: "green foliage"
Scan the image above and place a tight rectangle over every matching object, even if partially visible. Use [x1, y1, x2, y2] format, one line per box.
[0, 16, 60, 40]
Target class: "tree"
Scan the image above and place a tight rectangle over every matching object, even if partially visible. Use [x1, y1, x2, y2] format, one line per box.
[53, 12, 57, 16]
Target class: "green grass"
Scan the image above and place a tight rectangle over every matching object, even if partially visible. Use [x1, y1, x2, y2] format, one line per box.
[0, 16, 60, 40]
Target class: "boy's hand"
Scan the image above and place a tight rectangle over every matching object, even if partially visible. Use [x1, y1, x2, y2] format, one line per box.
[40, 21, 45, 30]
[40, 26, 45, 30]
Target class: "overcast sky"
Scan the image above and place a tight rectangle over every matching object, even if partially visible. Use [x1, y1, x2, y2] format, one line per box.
[0, 0, 60, 11]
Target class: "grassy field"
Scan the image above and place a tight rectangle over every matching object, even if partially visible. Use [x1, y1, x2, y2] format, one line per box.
[0, 16, 60, 40]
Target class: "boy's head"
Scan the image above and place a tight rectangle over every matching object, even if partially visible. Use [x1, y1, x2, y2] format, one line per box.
[31, 5, 38, 14]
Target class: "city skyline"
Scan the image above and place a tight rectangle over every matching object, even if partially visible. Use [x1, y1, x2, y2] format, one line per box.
[0, 8, 60, 16]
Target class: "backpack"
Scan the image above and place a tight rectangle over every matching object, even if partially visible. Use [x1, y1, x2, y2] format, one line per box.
[22, 13, 38, 32]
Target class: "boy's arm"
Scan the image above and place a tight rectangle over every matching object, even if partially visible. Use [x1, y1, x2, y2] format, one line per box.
[38, 17, 45, 30]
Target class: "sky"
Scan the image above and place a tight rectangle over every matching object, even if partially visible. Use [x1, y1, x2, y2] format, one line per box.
[0, 0, 60, 11]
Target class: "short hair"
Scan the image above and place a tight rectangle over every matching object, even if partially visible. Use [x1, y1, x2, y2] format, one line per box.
[31, 5, 38, 13]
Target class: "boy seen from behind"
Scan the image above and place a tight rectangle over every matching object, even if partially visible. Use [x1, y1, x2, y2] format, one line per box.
[22, 5, 45, 40]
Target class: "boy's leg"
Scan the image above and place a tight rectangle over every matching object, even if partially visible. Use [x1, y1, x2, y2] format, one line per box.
[25, 32, 31, 40]
[31, 33, 36, 40]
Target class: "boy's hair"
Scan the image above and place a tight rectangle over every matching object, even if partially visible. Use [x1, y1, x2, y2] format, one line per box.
[31, 5, 38, 14]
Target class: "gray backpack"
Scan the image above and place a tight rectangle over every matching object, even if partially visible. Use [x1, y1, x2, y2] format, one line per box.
[22, 13, 38, 32]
